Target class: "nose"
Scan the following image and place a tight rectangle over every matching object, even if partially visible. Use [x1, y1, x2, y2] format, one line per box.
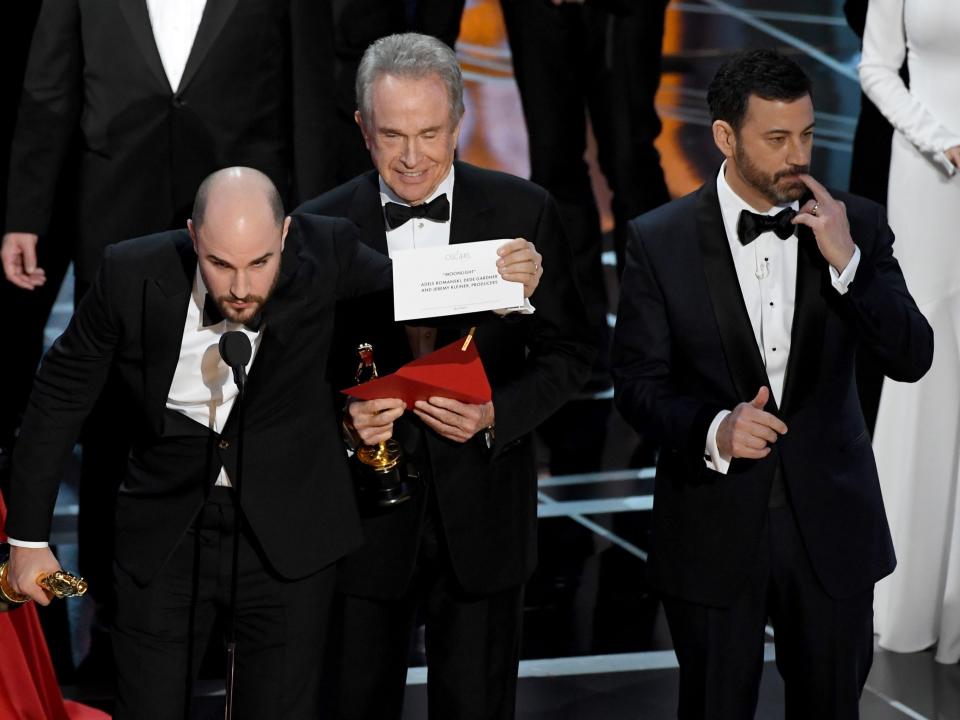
[230, 270, 249, 300]
[786, 137, 810, 167]
[400, 137, 421, 167]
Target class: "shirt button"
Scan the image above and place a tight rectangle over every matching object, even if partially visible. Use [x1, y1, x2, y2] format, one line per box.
[418, 222, 424, 229]
[770, 302, 774, 307]
[218, 439, 230, 450]
[771, 347, 777, 352]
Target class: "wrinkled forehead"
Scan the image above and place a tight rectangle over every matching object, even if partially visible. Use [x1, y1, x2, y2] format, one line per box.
[742, 93, 814, 132]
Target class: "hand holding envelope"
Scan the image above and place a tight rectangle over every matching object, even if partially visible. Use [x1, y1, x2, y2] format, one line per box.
[343, 336, 495, 443]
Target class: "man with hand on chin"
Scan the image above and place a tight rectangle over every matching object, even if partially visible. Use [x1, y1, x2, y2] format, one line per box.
[297, 32, 596, 720]
[613, 50, 932, 719]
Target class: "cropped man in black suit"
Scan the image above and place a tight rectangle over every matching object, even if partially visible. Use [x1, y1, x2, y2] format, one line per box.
[297, 33, 596, 720]
[0, 0, 339, 651]
[3, 168, 395, 719]
[612, 50, 932, 719]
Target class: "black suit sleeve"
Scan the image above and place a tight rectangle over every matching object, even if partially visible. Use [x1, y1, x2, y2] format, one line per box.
[843, 203, 933, 382]
[6, 244, 121, 541]
[612, 222, 724, 459]
[329, 216, 393, 298]
[489, 192, 597, 454]
[5, 0, 82, 235]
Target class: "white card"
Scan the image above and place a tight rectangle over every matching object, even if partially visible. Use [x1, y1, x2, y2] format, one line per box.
[391, 239, 525, 321]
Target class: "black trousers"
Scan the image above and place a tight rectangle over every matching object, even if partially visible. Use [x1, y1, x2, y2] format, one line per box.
[663, 505, 874, 720]
[330, 494, 524, 720]
[112, 488, 336, 720]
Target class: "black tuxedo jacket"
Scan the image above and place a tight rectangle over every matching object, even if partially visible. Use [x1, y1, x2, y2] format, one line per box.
[296, 162, 597, 597]
[612, 180, 933, 607]
[5, 214, 390, 585]
[5, 0, 335, 283]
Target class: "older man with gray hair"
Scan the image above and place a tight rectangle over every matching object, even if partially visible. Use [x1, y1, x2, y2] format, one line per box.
[297, 32, 596, 720]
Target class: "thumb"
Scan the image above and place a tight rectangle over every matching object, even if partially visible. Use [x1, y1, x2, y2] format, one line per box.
[750, 386, 769, 409]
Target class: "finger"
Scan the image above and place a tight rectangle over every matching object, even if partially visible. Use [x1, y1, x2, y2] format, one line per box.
[734, 445, 772, 460]
[413, 409, 468, 443]
[356, 407, 404, 430]
[497, 238, 526, 257]
[750, 386, 769, 410]
[425, 396, 473, 413]
[737, 432, 768, 451]
[746, 422, 780, 444]
[415, 400, 466, 429]
[753, 412, 788, 435]
[797, 174, 832, 203]
[6, 274, 38, 291]
[360, 429, 394, 445]
[21, 241, 38, 275]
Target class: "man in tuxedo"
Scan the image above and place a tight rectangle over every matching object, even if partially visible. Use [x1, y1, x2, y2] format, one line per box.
[612, 50, 933, 719]
[0, 0, 339, 659]
[3, 167, 395, 719]
[296, 33, 597, 719]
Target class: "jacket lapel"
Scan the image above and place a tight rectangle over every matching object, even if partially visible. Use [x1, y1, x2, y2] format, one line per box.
[696, 182, 777, 412]
[177, 0, 239, 94]
[779, 223, 827, 416]
[347, 171, 391, 255]
[449, 162, 494, 246]
[118, 0, 172, 92]
[142, 233, 196, 435]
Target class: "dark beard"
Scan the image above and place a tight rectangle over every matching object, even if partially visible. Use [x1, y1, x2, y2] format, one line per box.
[734, 143, 809, 206]
[201, 266, 280, 325]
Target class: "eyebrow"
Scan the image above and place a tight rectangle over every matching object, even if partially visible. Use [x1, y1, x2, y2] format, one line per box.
[378, 125, 444, 135]
[206, 251, 274, 269]
[765, 122, 816, 135]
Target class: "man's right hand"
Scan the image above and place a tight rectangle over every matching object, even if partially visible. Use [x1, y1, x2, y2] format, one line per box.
[1, 232, 45, 290]
[8, 545, 61, 606]
[346, 397, 406, 445]
[716, 386, 788, 460]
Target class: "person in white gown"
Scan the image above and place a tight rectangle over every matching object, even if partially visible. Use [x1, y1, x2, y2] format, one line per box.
[859, 0, 960, 665]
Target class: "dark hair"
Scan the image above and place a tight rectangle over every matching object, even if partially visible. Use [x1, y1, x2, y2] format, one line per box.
[707, 49, 812, 131]
[192, 167, 285, 229]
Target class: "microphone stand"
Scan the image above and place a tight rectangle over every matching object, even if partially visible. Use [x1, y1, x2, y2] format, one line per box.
[224, 380, 244, 718]
[222, 342, 248, 720]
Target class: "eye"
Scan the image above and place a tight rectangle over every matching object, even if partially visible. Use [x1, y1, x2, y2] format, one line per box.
[210, 258, 228, 268]
[251, 258, 268, 268]
[768, 136, 786, 145]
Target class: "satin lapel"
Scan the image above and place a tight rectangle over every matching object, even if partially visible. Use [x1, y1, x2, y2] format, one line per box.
[177, 0, 239, 94]
[779, 224, 827, 416]
[449, 163, 494, 246]
[348, 172, 390, 255]
[696, 183, 776, 411]
[142, 234, 196, 435]
[118, 0, 171, 92]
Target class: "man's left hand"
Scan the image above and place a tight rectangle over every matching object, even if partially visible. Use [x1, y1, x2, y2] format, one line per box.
[792, 174, 856, 273]
[413, 397, 494, 443]
[497, 238, 543, 298]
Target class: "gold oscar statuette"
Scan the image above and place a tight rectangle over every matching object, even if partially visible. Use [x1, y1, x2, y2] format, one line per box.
[350, 343, 414, 508]
[0, 545, 88, 611]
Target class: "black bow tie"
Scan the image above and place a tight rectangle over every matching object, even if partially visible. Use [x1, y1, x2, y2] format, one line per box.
[737, 207, 797, 245]
[383, 194, 450, 230]
[202, 293, 262, 332]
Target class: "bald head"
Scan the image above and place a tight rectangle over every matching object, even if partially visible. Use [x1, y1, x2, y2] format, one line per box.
[188, 167, 291, 326]
[191, 166, 285, 231]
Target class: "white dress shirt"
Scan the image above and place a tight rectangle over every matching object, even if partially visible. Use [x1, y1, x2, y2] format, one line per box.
[146, 0, 207, 92]
[9, 269, 261, 549]
[166, 269, 263, 487]
[704, 162, 860, 473]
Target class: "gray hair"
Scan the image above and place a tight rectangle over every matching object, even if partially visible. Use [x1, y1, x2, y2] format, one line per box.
[356, 33, 464, 127]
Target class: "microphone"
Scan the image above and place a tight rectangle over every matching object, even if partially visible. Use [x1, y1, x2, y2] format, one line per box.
[219, 331, 252, 389]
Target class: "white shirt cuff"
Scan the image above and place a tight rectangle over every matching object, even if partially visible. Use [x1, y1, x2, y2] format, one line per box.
[829, 245, 860, 295]
[704, 409, 732, 475]
[494, 298, 536, 316]
[7, 537, 50, 549]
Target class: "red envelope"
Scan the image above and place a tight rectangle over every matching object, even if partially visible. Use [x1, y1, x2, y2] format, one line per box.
[341, 336, 492, 409]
